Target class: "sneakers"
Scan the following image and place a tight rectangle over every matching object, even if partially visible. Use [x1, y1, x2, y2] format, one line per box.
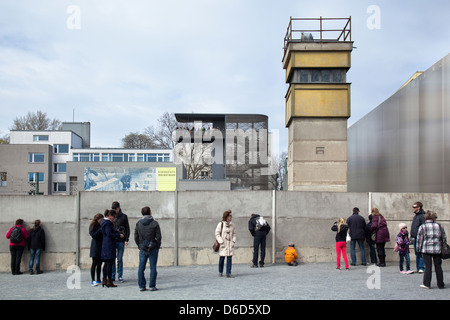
[420, 284, 430, 289]
[400, 270, 414, 274]
[91, 281, 99, 287]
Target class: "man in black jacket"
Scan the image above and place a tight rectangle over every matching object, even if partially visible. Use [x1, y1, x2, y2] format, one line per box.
[112, 201, 130, 282]
[346, 207, 367, 266]
[135, 206, 162, 291]
[410, 201, 425, 273]
[248, 214, 271, 268]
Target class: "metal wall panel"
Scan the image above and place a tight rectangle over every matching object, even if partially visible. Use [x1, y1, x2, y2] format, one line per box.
[348, 54, 449, 193]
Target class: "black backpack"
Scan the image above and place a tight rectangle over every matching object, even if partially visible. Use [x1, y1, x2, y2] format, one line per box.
[10, 226, 23, 243]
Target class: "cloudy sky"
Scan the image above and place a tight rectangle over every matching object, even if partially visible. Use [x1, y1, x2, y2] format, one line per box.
[0, 0, 449, 152]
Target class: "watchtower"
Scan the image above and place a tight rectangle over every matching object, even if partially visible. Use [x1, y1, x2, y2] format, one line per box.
[282, 17, 353, 191]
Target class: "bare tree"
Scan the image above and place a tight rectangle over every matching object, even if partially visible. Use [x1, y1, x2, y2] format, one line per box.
[121, 132, 158, 149]
[144, 112, 179, 149]
[174, 142, 212, 180]
[269, 151, 288, 190]
[11, 110, 61, 131]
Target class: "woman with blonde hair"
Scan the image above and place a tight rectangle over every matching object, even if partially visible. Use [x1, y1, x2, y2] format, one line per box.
[215, 209, 236, 278]
[369, 208, 390, 267]
[331, 218, 349, 270]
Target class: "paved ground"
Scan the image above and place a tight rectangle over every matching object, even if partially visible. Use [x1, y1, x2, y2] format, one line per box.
[1, 261, 449, 302]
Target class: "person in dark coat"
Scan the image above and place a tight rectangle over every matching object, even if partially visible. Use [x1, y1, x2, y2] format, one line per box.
[89, 213, 104, 286]
[248, 213, 271, 268]
[28, 220, 45, 274]
[101, 210, 123, 287]
[369, 208, 390, 267]
[410, 201, 426, 273]
[134, 206, 162, 291]
[346, 207, 367, 266]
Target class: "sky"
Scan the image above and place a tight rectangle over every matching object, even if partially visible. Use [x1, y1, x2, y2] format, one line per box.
[0, 0, 449, 152]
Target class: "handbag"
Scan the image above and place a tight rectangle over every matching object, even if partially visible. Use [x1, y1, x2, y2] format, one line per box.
[213, 222, 223, 252]
[440, 225, 450, 259]
[346, 232, 351, 242]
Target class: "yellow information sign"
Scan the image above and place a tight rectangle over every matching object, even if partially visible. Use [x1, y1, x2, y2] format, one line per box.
[157, 167, 177, 191]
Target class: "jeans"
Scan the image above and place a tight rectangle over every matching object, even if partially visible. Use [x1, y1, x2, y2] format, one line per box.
[29, 248, 42, 272]
[219, 256, 232, 275]
[422, 253, 444, 288]
[252, 236, 266, 266]
[112, 241, 125, 280]
[413, 239, 425, 271]
[399, 252, 411, 271]
[350, 239, 366, 265]
[138, 249, 159, 289]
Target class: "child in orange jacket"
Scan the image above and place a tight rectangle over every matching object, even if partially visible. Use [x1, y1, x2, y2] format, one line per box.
[284, 242, 298, 266]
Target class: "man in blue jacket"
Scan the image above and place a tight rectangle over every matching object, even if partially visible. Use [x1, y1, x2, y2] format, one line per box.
[346, 207, 367, 266]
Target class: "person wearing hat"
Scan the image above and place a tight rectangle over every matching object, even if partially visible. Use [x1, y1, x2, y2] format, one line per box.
[284, 242, 298, 266]
[111, 201, 130, 283]
[346, 207, 367, 266]
[396, 223, 413, 274]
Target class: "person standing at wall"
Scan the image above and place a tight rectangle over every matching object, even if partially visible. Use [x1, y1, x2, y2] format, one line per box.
[248, 213, 271, 268]
[369, 208, 390, 267]
[89, 213, 104, 286]
[215, 209, 236, 278]
[27, 219, 45, 275]
[134, 206, 162, 292]
[111, 201, 130, 283]
[417, 210, 446, 289]
[331, 218, 349, 270]
[6, 219, 29, 275]
[410, 201, 426, 273]
[346, 207, 367, 266]
[101, 210, 123, 288]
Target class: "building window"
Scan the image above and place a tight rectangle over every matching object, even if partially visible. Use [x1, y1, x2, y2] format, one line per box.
[54, 144, 69, 154]
[54, 163, 67, 173]
[53, 182, 67, 193]
[29, 153, 45, 163]
[0, 172, 6, 186]
[28, 172, 44, 183]
[33, 135, 49, 142]
[292, 69, 346, 83]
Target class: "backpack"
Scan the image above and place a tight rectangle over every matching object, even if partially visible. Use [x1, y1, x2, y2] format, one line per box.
[10, 226, 23, 243]
[255, 216, 267, 231]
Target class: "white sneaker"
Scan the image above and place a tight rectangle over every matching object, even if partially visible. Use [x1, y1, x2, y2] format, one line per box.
[91, 281, 99, 287]
[420, 284, 430, 289]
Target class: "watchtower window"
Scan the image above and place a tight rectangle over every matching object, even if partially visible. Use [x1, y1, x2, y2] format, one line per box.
[291, 69, 346, 84]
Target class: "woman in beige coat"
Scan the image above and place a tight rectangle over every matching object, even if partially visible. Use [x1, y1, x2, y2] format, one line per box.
[215, 209, 236, 278]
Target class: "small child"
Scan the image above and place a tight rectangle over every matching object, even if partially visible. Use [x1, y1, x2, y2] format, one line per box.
[284, 242, 298, 266]
[397, 223, 414, 274]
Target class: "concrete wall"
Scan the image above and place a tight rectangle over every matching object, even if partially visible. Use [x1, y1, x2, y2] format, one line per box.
[1, 191, 449, 272]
